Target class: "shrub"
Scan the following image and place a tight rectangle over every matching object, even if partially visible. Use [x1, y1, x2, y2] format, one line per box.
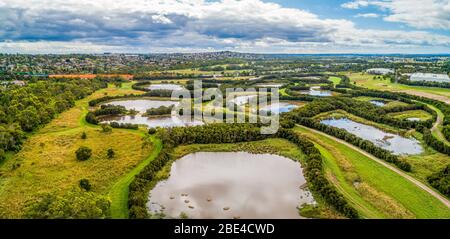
[101, 124, 112, 133]
[107, 148, 115, 159]
[76, 146, 92, 161]
[148, 128, 157, 134]
[81, 132, 87, 139]
[85, 112, 99, 125]
[79, 179, 92, 191]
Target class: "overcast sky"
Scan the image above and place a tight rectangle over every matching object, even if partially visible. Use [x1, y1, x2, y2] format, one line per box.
[0, 0, 449, 54]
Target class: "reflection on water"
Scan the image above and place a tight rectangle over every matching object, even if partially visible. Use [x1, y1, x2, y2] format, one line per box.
[321, 118, 423, 155]
[99, 114, 204, 128]
[259, 102, 298, 114]
[148, 152, 315, 219]
[300, 86, 332, 97]
[102, 99, 179, 113]
[100, 99, 203, 128]
[370, 100, 386, 107]
[146, 84, 185, 91]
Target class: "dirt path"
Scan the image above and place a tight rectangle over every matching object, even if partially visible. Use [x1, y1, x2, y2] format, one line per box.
[431, 107, 450, 145]
[298, 125, 450, 209]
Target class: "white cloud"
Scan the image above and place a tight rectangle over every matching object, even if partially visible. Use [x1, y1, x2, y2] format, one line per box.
[341, 1, 369, 9]
[0, 0, 449, 53]
[355, 13, 380, 18]
[342, 0, 450, 29]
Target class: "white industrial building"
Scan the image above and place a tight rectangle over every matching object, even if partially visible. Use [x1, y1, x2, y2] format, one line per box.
[409, 73, 450, 83]
[366, 68, 394, 75]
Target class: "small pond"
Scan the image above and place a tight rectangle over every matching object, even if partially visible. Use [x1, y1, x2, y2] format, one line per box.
[259, 102, 298, 114]
[320, 118, 423, 155]
[146, 84, 185, 91]
[147, 152, 315, 219]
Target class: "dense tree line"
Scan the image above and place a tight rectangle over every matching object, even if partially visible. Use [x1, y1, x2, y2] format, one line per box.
[427, 165, 450, 198]
[276, 128, 358, 218]
[85, 106, 139, 129]
[0, 78, 106, 155]
[144, 105, 174, 116]
[93, 105, 128, 116]
[25, 188, 110, 219]
[444, 125, 450, 142]
[397, 78, 450, 89]
[109, 122, 139, 130]
[131, 81, 151, 91]
[421, 128, 450, 156]
[186, 82, 219, 90]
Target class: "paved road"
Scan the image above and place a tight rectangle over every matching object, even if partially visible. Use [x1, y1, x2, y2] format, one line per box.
[298, 125, 450, 209]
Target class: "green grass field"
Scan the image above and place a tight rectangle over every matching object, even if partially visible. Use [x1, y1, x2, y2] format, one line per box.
[295, 126, 450, 219]
[328, 76, 342, 86]
[158, 138, 342, 219]
[387, 110, 433, 121]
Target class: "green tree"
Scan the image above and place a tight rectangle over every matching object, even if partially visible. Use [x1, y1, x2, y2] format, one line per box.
[79, 179, 92, 191]
[76, 146, 92, 161]
[81, 132, 87, 139]
[25, 188, 110, 219]
[107, 148, 115, 159]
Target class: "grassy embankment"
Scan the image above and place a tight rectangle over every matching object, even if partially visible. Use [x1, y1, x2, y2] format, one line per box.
[295, 126, 450, 219]
[0, 82, 161, 218]
[346, 72, 450, 103]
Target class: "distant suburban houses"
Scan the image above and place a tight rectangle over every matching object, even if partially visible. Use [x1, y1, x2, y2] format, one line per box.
[366, 68, 394, 75]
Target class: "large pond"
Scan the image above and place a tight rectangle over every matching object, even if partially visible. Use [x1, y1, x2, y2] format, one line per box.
[300, 86, 332, 97]
[102, 99, 179, 113]
[147, 152, 315, 219]
[259, 102, 298, 114]
[320, 118, 423, 155]
[146, 84, 185, 91]
[99, 99, 203, 127]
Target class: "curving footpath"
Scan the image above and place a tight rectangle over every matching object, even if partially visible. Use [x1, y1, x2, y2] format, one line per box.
[298, 125, 450, 209]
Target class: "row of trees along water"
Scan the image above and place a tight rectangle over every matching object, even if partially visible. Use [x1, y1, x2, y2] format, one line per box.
[282, 98, 413, 171]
